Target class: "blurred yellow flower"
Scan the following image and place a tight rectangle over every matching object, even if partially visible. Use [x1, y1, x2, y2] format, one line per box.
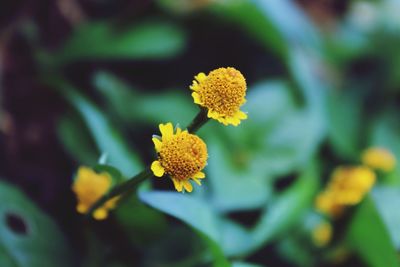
[72, 166, 119, 220]
[312, 221, 332, 247]
[315, 166, 376, 217]
[151, 122, 208, 192]
[361, 147, 396, 172]
[190, 67, 247, 126]
[315, 191, 345, 218]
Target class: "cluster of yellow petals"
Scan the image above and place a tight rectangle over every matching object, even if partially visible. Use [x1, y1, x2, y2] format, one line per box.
[315, 166, 376, 218]
[190, 67, 247, 126]
[312, 221, 333, 247]
[151, 123, 208, 192]
[361, 147, 396, 172]
[72, 166, 119, 220]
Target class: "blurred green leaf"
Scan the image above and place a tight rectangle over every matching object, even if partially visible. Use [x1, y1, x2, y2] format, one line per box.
[372, 186, 400, 249]
[115, 195, 167, 246]
[93, 71, 197, 126]
[139, 191, 220, 243]
[249, 162, 319, 254]
[232, 261, 263, 267]
[58, 111, 98, 165]
[60, 82, 143, 177]
[0, 181, 73, 267]
[211, 0, 287, 58]
[57, 20, 186, 63]
[212, 0, 321, 59]
[139, 191, 230, 266]
[327, 90, 363, 159]
[346, 196, 399, 267]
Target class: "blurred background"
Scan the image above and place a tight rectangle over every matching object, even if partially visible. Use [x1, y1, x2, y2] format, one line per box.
[1, 0, 400, 266]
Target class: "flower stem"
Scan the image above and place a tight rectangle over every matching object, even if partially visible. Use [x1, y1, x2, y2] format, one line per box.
[187, 108, 209, 133]
[86, 167, 153, 218]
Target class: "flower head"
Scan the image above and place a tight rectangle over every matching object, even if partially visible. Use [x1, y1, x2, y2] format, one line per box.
[151, 122, 208, 192]
[362, 147, 396, 172]
[315, 166, 376, 217]
[190, 67, 247, 126]
[72, 166, 119, 220]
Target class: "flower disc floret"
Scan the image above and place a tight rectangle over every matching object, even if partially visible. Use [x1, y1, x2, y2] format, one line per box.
[151, 123, 208, 192]
[190, 67, 247, 126]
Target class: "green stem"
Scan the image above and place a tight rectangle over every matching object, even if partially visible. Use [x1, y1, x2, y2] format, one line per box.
[87, 167, 153, 217]
[187, 108, 209, 133]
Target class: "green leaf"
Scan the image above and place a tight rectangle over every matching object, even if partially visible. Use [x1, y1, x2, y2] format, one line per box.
[0, 181, 73, 267]
[346, 196, 400, 267]
[372, 186, 400, 249]
[139, 191, 251, 266]
[115, 195, 167, 246]
[249, 162, 319, 253]
[93, 71, 197, 126]
[57, 20, 186, 63]
[61, 83, 143, 177]
[57, 111, 98, 165]
[327, 89, 363, 159]
[139, 192, 220, 242]
[211, 0, 287, 58]
[211, 0, 321, 59]
[232, 262, 263, 267]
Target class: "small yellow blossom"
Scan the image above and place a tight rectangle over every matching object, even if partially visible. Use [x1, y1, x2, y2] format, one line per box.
[328, 166, 376, 205]
[362, 147, 396, 172]
[72, 166, 119, 220]
[312, 221, 333, 247]
[190, 67, 247, 126]
[315, 191, 345, 218]
[151, 122, 208, 192]
[315, 166, 376, 217]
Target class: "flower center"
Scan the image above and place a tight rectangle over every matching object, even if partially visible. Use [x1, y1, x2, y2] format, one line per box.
[198, 67, 246, 116]
[159, 132, 207, 180]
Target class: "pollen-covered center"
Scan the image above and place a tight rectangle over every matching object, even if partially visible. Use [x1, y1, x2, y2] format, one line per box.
[198, 67, 246, 116]
[159, 132, 207, 180]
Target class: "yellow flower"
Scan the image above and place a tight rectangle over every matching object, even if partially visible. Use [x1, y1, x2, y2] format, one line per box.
[362, 147, 396, 172]
[315, 166, 376, 217]
[315, 191, 345, 218]
[328, 166, 376, 205]
[312, 221, 333, 247]
[151, 122, 208, 192]
[72, 166, 119, 220]
[190, 67, 247, 126]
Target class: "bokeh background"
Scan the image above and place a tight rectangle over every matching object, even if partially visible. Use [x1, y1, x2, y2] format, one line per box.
[1, 0, 400, 266]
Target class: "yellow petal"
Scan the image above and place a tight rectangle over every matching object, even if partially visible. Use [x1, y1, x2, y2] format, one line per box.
[192, 92, 202, 104]
[195, 72, 207, 83]
[152, 137, 162, 152]
[172, 178, 183, 192]
[183, 181, 193, 192]
[151, 161, 165, 177]
[93, 208, 108, 220]
[236, 110, 248, 120]
[207, 109, 220, 120]
[159, 123, 174, 141]
[192, 172, 205, 179]
[190, 81, 199, 91]
[175, 126, 182, 135]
